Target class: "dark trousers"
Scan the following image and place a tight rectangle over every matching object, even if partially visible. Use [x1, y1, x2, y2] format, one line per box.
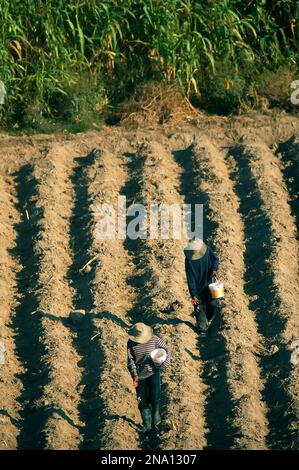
[137, 371, 161, 410]
[194, 298, 219, 328]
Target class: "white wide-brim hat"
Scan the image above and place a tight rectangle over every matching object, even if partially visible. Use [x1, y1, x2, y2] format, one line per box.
[128, 322, 153, 344]
[184, 238, 207, 260]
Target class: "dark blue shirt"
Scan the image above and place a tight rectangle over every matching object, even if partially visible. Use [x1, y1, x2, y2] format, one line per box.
[185, 246, 219, 302]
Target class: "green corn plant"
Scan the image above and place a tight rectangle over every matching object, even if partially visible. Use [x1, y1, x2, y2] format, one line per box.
[0, 0, 298, 128]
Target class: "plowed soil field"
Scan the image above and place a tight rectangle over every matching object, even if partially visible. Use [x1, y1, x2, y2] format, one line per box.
[0, 113, 298, 450]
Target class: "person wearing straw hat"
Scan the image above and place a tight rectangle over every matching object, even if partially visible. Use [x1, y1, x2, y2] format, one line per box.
[127, 322, 171, 433]
[184, 237, 219, 332]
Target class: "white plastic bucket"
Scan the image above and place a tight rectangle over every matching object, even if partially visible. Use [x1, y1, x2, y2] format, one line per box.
[151, 348, 167, 364]
[209, 279, 224, 299]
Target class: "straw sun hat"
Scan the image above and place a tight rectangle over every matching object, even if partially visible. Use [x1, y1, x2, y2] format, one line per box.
[128, 322, 153, 344]
[184, 237, 207, 261]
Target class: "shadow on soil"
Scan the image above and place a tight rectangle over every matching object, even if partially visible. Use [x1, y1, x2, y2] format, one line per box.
[276, 135, 299, 238]
[10, 163, 50, 449]
[228, 145, 297, 449]
[173, 145, 238, 450]
[68, 149, 106, 450]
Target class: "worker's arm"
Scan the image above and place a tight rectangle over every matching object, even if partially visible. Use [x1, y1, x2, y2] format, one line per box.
[127, 344, 138, 387]
[185, 257, 198, 300]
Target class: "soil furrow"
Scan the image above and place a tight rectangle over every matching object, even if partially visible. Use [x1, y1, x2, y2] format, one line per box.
[121, 138, 207, 450]
[172, 142, 235, 449]
[11, 144, 83, 449]
[11, 162, 51, 449]
[69, 146, 140, 450]
[31, 143, 83, 449]
[0, 173, 23, 449]
[228, 138, 299, 449]
[174, 134, 267, 449]
[276, 135, 299, 235]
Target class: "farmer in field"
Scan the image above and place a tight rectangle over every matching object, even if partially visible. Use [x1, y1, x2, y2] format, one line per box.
[127, 322, 171, 433]
[184, 238, 219, 332]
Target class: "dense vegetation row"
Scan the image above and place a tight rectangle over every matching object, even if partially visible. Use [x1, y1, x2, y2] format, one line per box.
[0, 0, 298, 130]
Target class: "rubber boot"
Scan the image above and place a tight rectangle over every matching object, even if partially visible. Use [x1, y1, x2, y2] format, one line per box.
[140, 408, 152, 433]
[195, 305, 209, 332]
[153, 404, 161, 426]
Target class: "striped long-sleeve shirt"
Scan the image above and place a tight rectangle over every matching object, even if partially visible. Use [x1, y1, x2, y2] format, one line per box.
[127, 335, 171, 380]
